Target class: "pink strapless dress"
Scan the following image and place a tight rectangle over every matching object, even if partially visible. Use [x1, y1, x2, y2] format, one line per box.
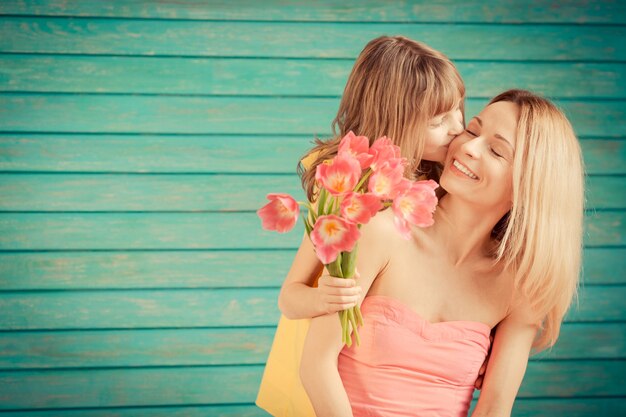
[338, 295, 491, 417]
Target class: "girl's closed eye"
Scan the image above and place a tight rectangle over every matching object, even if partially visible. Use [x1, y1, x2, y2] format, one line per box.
[490, 147, 503, 157]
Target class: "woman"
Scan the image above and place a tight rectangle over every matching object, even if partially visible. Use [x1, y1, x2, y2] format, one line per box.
[299, 89, 584, 416]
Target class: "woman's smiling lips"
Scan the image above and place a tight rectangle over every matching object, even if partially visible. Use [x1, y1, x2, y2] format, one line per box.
[451, 159, 479, 180]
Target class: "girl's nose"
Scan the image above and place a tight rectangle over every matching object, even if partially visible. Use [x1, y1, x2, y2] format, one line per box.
[448, 112, 464, 136]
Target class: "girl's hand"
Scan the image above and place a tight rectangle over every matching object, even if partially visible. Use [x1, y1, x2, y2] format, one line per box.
[316, 271, 363, 315]
[474, 330, 495, 390]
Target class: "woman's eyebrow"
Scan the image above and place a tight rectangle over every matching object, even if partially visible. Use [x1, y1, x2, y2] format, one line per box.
[495, 134, 514, 149]
[475, 116, 513, 149]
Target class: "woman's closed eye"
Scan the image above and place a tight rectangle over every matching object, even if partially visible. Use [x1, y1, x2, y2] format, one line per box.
[465, 128, 477, 137]
[490, 147, 503, 157]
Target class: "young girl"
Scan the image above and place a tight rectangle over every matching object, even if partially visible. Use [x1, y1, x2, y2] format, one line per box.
[300, 90, 584, 416]
[256, 36, 468, 416]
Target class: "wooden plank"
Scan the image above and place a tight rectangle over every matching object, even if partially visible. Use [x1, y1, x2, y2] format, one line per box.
[583, 248, 626, 285]
[1, 95, 624, 137]
[0, 328, 277, 368]
[0, 250, 296, 290]
[0, 366, 266, 409]
[0, 361, 624, 409]
[0, 134, 312, 174]
[584, 211, 626, 247]
[1, 56, 624, 99]
[0, 211, 622, 250]
[0, 286, 622, 330]
[581, 140, 626, 175]
[1, 0, 624, 24]
[0, 135, 623, 175]
[0, 322, 622, 370]
[481, 398, 626, 417]
[0, 247, 621, 291]
[0, 173, 622, 211]
[585, 176, 626, 210]
[519, 360, 626, 397]
[534, 323, 626, 360]
[0, 18, 624, 61]
[0, 174, 307, 212]
[0, 288, 282, 329]
[0, 405, 268, 417]
[0, 401, 623, 417]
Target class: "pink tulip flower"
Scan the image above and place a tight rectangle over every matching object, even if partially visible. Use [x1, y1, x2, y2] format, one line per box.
[368, 136, 402, 171]
[310, 215, 361, 264]
[338, 131, 374, 169]
[257, 193, 300, 233]
[392, 180, 439, 239]
[315, 153, 362, 196]
[340, 192, 383, 225]
[368, 160, 405, 199]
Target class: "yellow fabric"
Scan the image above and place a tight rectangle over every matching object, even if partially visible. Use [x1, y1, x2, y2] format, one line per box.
[255, 315, 316, 416]
[256, 150, 321, 417]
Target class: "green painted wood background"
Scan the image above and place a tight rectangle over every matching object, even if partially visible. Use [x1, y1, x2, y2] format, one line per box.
[0, 1, 624, 415]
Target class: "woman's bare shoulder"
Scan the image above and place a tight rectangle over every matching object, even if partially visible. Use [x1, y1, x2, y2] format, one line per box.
[360, 208, 402, 246]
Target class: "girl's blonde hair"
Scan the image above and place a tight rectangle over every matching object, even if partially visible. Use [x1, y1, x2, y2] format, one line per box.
[299, 35, 465, 201]
[491, 89, 585, 352]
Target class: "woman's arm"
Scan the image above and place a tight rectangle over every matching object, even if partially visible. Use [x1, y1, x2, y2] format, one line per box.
[471, 301, 540, 417]
[300, 309, 354, 416]
[300, 214, 391, 416]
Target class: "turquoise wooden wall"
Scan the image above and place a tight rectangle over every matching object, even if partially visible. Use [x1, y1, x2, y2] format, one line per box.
[0, 1, 624, 416]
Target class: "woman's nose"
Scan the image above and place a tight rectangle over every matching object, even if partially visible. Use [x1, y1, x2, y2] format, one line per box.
[460, 137, 481, 158]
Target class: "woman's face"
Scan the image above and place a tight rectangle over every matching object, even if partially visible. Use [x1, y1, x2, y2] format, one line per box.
[439, 101, 519, 210]
[422, 106, 464, 162]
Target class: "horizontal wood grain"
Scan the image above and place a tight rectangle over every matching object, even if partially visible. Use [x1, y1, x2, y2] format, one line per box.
[0, 135, 623, 174]
[0, 211, 622, 250]
[0, 361, 624, 409]
[0, 18, 624, 61]
[0, 322, 622, 370]
[1, 56, 624, 99]
[0, 173, 621, 211]
[1, 95, 624, 137]
[1, 0, 624, 24]
[0, 247, 622, 291]
[0, 286, 622, 330]
[0, 399, 624, 417]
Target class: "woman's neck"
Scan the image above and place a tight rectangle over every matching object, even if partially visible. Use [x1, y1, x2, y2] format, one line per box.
[428, 194, 509, 267]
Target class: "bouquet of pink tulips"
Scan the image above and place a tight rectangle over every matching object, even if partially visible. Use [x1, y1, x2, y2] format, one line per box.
[257, 131, 439, 347]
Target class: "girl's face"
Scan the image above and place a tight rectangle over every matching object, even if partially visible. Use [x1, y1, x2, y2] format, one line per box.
[422, 106, 464, 162]
[439, 101, 519, 210]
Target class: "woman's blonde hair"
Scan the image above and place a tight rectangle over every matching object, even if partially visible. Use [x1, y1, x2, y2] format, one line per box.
[491, 89, 585, 352]
[299, 35, 465, 201]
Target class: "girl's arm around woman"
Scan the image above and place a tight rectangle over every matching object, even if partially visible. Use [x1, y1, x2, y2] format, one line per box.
[471, 296, 541, 417]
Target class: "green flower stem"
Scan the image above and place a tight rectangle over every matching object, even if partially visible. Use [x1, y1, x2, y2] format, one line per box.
[341, 244, 358, 279]
[354, 168, 373, 192]
[348, 307, 361, 346]
[318, 187, 328, 218]
[325, 193, 335, 214]
[355, 304, 364, 327]
[327, 254, 344, 278]
[303, 217, 312, 235]
[341, 310, 350, 347]
[326, 246, 366, 347]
